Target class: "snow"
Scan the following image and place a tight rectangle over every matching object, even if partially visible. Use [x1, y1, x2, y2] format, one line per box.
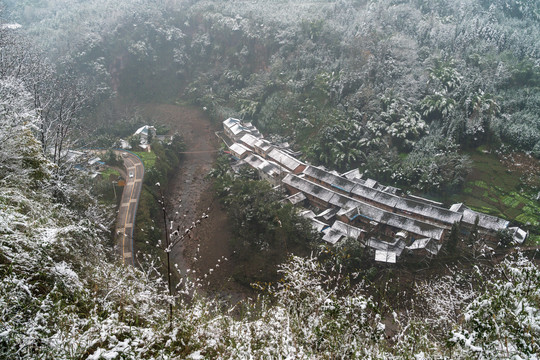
[188, 351, 204, 359]
[1, 23, 22, 30]
[375, 250, 397, 263]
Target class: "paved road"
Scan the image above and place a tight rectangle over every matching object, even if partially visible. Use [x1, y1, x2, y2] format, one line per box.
[115, 151, 144, 266]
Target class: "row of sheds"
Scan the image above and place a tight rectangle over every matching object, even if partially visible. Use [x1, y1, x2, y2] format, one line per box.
[223, 118, 306, 186]
[283, 171, 527, 261]
[222, 117, 528, 263]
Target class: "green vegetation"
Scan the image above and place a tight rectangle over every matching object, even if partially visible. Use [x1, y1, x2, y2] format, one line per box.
[100, 167, 121, 180]
[530, 234, 540, 245]
[132, 151, 157, 168]
[2, 1, 540, 358]
[133, 135, 185, 254]
[91, 168, 123, 206]
[210, 155, 318, 284]
[141, 135, 186, 188]
[447, 150, 540, 236]
[133, 187, 162, 255]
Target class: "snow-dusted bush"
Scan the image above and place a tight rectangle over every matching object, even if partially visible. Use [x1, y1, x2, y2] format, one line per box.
[450, 255, 540, 358]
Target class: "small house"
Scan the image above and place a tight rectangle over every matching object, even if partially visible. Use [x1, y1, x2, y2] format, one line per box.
[229, 143, 251, 159]
[134, 125, 157, 144]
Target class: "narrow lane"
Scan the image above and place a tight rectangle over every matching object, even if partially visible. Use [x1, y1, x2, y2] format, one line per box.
[114, 151, 144, 266]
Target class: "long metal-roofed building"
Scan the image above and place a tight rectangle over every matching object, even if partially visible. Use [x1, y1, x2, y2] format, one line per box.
[303, 165, 462, 228]
[450, 203, 509, 230]
[221, 117, 528, 256]
[282, 173, 447, 242]
[267, 148, 306, 174]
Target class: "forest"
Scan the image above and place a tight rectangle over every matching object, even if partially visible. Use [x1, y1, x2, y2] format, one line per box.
[0, 0, 539, 358]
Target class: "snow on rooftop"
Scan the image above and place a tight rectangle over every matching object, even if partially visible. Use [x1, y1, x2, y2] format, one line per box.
[223, 117, 241, 128]
[450, 203, 467, 212]
[285, 174, 446, 240]
[394, 197, 462, 225]
[244, 153, 265, 168]
[305, 165, 462, 226]
[407, 237, 442, 255]
[229, 123, 248, 136]
[367, 238, 405, 256]
[375, 250, 397, 263]
[88, 157, 101, 165]
[299, 210, 316, 219]
[254, 138, 273, 151]
[267, 148, 305, 172]
[316, 207, 339, 221]
[509, 227, 528, 244]
[341, 168, 362, 180]
[364, 178, 378, 188]
[284, 192, 306, 205]
[407, 194, 444, 207]
[322, 229, 341, 244]
[461, 208, 509, 231]
[134, 125, 156, 136]
[229, 143, 251, 157]
[331, 220, 365, 239]
[282, 174, 335, 203]
[239, 133, 259, 148]
[309, 218, 328, 232]
[407, 238, 432, 250]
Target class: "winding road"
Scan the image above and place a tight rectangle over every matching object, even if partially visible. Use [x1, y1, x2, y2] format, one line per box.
[115, 150, 144, 266]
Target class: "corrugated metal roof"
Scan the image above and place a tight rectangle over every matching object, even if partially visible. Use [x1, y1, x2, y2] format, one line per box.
[331, 220, 365, 239]
[367, 238, 405, 256]
[461, 208, 509, 231]
[282, 174, 335, 203]
[239, 133, 259, 148]
[223, 117, 241, 128]
[229, 143, 250, 155]
[244, 154, 265, 168]
[394, 198, 462, 225]
[285, 192, 306, 205]
[285, 174, 446, 240]
[304, 165, 461, 226]
[406, 238, 442, 255]
[268, 148, 305, 172]
[375, 250, 397, 263]
[322, 227, 344, 244]
[229, 123, 248, 136]
[509, 227, 528, 244]
[342, 168, 362, 180]
[254, 139, 273, 152]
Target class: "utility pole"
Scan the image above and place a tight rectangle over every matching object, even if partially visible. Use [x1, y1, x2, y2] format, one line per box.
[155, 183, 209, 330]
[156, 183, 173, 330]
[111, 181, 117, 199]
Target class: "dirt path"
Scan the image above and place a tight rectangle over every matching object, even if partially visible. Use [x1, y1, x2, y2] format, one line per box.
[140, 104, 252, 300]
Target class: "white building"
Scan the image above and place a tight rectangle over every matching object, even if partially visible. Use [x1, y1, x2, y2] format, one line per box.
[223, 118, 262, 141]
[134, 125, 157, 144]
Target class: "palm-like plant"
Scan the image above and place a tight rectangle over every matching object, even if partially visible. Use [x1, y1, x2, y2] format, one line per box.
[421, 92, 456, 120]
[310, 121, 366, 170]
[466, 90, 500, 119]
[428, 58, 462, 93]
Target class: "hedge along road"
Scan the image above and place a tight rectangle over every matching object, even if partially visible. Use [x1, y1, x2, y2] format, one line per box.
[115, 150, 144, 266]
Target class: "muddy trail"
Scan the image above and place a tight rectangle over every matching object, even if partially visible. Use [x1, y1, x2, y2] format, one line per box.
[140, 104, 252, 301]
